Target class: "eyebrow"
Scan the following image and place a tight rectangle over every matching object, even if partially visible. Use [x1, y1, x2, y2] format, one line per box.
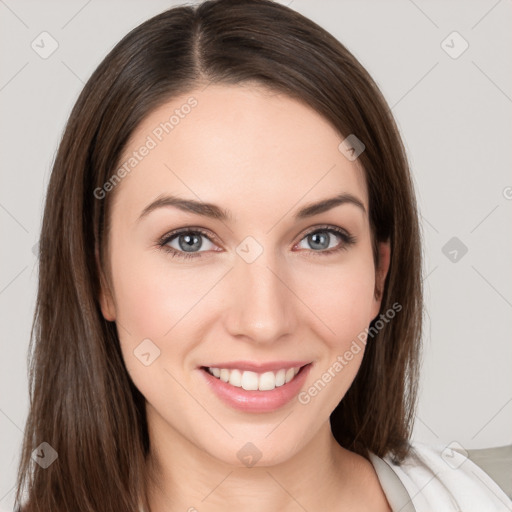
[137, 192, 366, 223]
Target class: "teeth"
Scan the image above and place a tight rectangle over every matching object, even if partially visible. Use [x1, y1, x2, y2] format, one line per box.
[206, 365, 303, 391]
[241, 371, 259, 390]
[275, 369, 286, 387]
[229, 369, 242, 387]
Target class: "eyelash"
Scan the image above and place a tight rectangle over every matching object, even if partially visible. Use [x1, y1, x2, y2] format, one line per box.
[157, 225, 357, 261]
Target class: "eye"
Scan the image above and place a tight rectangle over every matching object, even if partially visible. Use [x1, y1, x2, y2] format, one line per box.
[158, 228, 218, 260]
[294, 225, 356, 256]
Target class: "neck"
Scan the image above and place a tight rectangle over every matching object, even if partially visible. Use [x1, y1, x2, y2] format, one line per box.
[144, 405, 377, 512]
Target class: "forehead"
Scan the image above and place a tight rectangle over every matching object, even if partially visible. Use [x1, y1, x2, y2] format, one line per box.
[113, 84, 368, 224]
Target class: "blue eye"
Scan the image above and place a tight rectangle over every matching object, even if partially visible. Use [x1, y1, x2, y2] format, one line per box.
[296, 226, 356, 255]
[157, 225, 356, 260]
[159, 228, 216, 260]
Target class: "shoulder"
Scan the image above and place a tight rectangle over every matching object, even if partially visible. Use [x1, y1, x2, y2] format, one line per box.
[380, 441, 512, 511]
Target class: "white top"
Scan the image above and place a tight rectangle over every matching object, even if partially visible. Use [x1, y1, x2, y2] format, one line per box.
[369, 441, 512, 511]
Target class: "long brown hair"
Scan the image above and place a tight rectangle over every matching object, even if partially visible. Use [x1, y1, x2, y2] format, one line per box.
[14, 1, 423, 510]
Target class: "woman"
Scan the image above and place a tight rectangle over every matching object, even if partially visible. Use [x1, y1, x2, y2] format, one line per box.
[14, 1, 511, 510]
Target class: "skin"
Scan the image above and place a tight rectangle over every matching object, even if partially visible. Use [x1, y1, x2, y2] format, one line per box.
[99, 83, 392, 512]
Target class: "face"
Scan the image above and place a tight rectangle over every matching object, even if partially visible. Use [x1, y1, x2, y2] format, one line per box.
[99, 83, 390, 467]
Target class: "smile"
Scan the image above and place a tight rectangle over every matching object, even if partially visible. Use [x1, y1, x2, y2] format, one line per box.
[199, 362, 313, 413]
[205, 366, 301, 391]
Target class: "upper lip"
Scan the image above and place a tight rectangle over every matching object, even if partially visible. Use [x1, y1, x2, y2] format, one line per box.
[201, 360, 311, 373]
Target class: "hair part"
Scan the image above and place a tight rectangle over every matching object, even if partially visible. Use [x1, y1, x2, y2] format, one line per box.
[15, 1, 422, 510]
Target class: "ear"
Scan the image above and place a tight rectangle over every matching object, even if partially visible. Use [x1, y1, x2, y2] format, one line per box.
[370, 239, 391, 320]
[95, 247, 116, 322]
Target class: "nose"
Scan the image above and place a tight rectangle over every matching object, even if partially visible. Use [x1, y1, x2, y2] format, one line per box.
[222, 249, 298, 345]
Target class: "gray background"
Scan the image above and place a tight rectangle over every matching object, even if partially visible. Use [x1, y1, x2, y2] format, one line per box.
[1, 0, 511, 509]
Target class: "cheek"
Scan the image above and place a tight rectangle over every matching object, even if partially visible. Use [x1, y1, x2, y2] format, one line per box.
[108, 247, 192, 375]
[111, 247, 211, 338]
[110, 245, 229, 381]
[295, 262, 375, 412]
[109, 251, 215, 404]
[293, 255, 376, 345]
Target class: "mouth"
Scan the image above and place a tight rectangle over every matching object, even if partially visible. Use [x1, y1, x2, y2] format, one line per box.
[201, 364, 305, 391]
[198, 362, 313, 413]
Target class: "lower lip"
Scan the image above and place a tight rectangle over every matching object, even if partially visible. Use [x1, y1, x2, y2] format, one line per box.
[199, 364, 312, 413]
